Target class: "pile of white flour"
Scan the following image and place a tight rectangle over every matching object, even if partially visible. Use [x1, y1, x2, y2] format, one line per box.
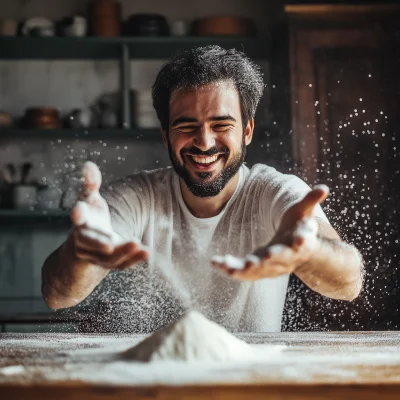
[123, 311, 254, 362]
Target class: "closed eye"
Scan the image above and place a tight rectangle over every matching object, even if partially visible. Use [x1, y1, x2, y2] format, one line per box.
[213, 124, 233, 131]
[176, 125, 197, 132]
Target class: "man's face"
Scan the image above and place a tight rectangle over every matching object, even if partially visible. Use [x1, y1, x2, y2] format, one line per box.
[163, 81, 253, 197]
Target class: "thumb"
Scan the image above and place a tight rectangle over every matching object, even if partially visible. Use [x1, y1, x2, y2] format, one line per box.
[295, 184, 329, 217]
[70, 200, 111, 230]
[81, 161, 102, 199]
[70, 201, 89, 226]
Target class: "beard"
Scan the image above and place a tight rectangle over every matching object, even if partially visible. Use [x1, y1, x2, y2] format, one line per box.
[168, 134, 246, 198]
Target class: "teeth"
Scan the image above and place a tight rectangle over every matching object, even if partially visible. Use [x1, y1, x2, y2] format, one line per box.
[191, 155, 218, 164]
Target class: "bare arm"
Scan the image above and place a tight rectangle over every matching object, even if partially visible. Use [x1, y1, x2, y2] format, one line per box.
[213, 185, 364, 301]
[42, 162, 148, 310]
[42, 236, 110, 309]
[294, 219, 363, 301]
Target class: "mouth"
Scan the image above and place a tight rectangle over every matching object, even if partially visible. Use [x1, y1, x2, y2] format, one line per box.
[185, 153, 225, 171]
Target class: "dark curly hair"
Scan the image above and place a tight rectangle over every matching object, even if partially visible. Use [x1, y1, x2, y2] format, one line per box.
[152, 45, 265, 131]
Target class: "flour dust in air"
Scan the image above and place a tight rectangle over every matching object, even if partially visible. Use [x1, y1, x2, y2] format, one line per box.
[123, 311, 254, 362]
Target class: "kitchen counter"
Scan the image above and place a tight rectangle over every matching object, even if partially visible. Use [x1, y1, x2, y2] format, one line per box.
[1, 331, 400, 399]
[0, 313, 80, 334]
[0, 312, 77, 323]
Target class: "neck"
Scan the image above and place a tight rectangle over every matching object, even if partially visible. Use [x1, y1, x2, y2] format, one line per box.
[180, 171, 240, 218]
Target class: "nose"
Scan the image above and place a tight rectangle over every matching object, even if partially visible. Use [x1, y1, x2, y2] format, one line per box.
[193, 127, 216, 151]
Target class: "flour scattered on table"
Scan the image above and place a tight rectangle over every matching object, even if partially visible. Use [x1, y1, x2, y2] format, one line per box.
[0, 365, 26, 376]
[123, 311, 259, 362]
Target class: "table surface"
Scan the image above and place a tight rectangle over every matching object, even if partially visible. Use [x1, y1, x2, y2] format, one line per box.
[1, 331, 400, 399]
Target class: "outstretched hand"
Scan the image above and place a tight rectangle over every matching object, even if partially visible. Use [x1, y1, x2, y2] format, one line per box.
[212, 185, 329, 281]
[68, 161, 148, 271]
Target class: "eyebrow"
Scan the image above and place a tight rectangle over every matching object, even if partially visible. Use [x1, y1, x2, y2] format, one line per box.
[171, 115, 237, 127]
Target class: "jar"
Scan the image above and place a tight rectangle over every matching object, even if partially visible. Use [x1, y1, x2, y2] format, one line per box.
[90, 0, 121, 37]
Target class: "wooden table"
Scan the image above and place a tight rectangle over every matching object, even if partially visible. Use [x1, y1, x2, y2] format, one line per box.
[1, 332, 400, 399]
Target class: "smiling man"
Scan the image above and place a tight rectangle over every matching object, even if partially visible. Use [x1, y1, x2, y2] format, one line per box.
[42, 46, 363, 332]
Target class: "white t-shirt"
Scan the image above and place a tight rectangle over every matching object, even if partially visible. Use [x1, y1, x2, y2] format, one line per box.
[102, 163, 328, 332]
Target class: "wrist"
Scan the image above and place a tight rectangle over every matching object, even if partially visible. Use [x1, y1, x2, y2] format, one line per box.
[294, 235, 322, 273]
[57, 236, 100, 293]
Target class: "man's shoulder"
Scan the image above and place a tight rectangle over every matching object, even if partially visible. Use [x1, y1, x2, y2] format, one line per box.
[245, 163, 309, 195]
[246, 163, 297, 184]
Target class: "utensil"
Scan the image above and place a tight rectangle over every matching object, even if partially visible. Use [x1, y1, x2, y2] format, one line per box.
[21, 162, 33, 184]
[6, 164, 17, 184]
[1, 166, 13, 185]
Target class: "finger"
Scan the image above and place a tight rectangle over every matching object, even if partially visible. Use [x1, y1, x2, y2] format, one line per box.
[242, 254, 262, 270]
[295, 184, 329, 218]
[313, 184, 329, 204]
[230, 259, 294, 280]
[75, 249, 108, 266]
[212, 261, 236, 276]
[106, 241, 147, 267]
[265, 244, 296, 265]
[229, 265, 288, 281]
[115, 250, 149, 270]
[293, 217, 319, 251]
[71, 200, 105, 227]
[75, 228, 114, 255]
[75, 242, 141, 269]
[212, 254, 261, 277]
[71, 198, 111, 233]
[232, 248, 294, 280]
[81, 161, 102, 199]
[70, 201, 87, 226]
[211, 255, 246, 270]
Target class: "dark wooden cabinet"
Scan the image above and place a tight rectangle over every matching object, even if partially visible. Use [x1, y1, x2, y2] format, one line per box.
[284, 5, 400, 331]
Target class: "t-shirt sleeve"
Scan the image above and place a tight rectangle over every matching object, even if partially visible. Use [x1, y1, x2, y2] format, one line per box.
[100, 176, 149, 242]
[264, 174, 329, 233]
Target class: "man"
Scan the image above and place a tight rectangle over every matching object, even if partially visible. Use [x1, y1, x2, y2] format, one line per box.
[42, 46, 363, 333]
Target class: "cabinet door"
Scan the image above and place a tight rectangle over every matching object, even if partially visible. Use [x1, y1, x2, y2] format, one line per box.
[285, 27, 400, 330]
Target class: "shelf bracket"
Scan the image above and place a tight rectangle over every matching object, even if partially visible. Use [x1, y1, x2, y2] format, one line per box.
[120, 43, 131, 129]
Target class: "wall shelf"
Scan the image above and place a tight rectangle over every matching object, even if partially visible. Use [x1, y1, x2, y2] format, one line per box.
[0, 36, 269, 130]
[0, 128, 161, 141]
[0, 36, 269, 60]
[0, 210, 71, 224]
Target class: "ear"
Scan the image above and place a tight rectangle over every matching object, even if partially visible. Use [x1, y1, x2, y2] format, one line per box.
[161, 129, 168, 148]
[244, 118, 254, 146]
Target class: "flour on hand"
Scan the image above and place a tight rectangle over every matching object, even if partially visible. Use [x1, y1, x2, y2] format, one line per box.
[75, 200, 125, 246]
[123, 311, 255, 362]
[212, 254, 261, 270]
[294, 217, 319, 250]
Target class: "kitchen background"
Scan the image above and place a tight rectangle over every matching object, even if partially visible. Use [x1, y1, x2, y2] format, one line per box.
[0, 0, 399, 333]
[0, 0, 288, 333]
